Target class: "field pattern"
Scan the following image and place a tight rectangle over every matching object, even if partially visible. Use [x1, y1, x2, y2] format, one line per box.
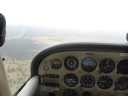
[4, 58, 31, 95]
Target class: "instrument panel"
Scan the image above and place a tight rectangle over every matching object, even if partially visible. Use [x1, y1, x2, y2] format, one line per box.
[38, 51, 128, 96]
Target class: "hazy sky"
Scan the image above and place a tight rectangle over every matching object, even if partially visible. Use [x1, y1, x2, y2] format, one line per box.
[0, 0, 128, 31]
[0, 0, 128, 44]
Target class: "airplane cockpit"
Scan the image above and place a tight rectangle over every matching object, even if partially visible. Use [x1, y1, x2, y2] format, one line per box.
[16, 43, 128, 96]
[0, 12, 128, 96]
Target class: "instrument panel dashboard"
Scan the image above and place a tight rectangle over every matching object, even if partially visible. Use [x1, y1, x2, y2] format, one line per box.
[31, 43, 128, 96]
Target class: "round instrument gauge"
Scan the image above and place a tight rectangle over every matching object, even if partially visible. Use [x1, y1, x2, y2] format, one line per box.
[117, 59, 128, 75]
[51, 59, 62, 69]
[64, 74, 79, 87]
[115, 76, 128, 90]
[80, 75, 95, 88]
[99, 58, 115, 73]
[81, 57, 97, 72]
[97, 75, 113, 89]
[64, 56, 79, 70]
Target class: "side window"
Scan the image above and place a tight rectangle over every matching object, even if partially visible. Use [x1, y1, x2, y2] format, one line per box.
[1, 32, 35, 94]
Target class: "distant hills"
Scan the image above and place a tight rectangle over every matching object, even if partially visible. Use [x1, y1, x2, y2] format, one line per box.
[0, 26, 54, 60]
[0, 25, 127, 60]
[0, 38, 48, 60]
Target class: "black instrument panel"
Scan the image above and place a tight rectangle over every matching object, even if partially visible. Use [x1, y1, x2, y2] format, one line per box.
[31, 43, 128, 96]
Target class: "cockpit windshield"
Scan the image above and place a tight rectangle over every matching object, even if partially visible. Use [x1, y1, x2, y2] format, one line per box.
[0, 0, 128, 95]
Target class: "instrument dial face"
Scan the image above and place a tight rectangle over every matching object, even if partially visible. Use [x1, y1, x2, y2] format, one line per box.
[64, 56, 79, 70]
[97, 76, 113, 89]
[80, 75, 95, 88]
[115, 77, 128, 90]
[99, 58, 115, 73]
[81, 58, 97, 72]
[117, 60, 128, 75]
[64, 74, 79, 87]
[51, 59, 62, 69]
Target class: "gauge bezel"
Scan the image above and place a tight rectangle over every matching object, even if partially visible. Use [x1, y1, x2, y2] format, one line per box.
[80, 74, 96, 88]
[64, 56, 79, 70]
[51, 59, 63, 70]
[97, 75, 113, 89]
[99, 58, 115, 73]
[117, 59, 128, 75]
[81, 57, 97, 72]
[64, 73, 79, 87]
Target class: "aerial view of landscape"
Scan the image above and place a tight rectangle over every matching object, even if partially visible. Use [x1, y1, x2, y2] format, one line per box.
[0, 25, 127, 95]
[0, 25, 64, 94]
[0, 0, 128, 95]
